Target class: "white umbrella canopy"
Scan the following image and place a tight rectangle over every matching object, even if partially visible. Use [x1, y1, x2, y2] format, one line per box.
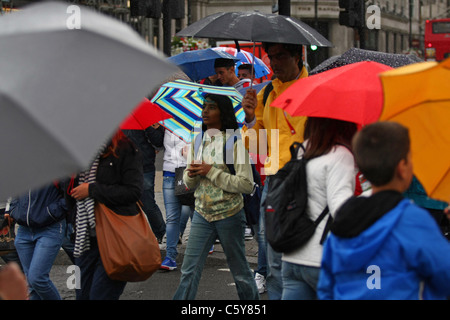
[0, 1, 178, 199]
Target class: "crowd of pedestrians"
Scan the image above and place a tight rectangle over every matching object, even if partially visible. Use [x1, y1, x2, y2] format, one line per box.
[1, 39, 450, 301]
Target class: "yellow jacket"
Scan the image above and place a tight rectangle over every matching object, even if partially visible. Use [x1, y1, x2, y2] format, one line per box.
[244, 66, 308, 176]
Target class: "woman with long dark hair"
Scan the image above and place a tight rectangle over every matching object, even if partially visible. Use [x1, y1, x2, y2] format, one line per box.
[173, 93, 259, 300]
[281, 117, 358, 300]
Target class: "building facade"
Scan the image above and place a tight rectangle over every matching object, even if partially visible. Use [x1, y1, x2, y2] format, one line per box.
[2, 0, 449, 67]
[189, 0, 449, 64]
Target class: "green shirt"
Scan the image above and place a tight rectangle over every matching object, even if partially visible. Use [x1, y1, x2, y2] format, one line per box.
[183, 130, 254, 222]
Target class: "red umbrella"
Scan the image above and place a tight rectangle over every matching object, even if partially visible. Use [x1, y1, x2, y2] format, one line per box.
[271, 61, 393, 125]
[120, 98, 173, 130]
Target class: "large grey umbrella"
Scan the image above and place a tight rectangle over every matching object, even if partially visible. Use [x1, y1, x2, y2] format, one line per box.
[176, 11, 333, 47]
[310, 47, 423, 75]
[0, 1, 177, 199]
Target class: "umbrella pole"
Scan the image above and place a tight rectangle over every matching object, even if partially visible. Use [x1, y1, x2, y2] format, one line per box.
[251, 42, 256, 89]
[234, 40, 241, 52]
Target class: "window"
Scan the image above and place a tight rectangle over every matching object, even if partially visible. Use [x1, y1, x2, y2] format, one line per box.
[433, 22, 450, 34]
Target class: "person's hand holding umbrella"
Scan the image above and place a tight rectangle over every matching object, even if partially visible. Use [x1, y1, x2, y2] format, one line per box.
[242, 88, 258, 123]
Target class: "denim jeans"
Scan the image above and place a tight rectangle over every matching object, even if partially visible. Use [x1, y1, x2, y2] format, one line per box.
[163, 175, 194, 261]
[173, 210, 259, 300]
[142, 171, 166, 240]
[263, 177, 283, 300]
[75, 237, 126, 300]
[281, 261, 320, 300]
[252, 177, 268, 278]
[15, 220, 66, 300]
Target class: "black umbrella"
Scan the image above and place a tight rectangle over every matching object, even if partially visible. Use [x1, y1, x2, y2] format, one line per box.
[177, 11, 333, 47]
[177, 11, 332, 87]
[310, 47, 423, 75]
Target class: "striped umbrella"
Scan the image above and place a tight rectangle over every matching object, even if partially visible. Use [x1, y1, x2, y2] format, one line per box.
[212, 46, 271, 79]
[151, 79, 244, 142]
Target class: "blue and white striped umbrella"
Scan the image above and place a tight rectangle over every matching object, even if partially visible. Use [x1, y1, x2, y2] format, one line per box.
[151, 79, 244, 142]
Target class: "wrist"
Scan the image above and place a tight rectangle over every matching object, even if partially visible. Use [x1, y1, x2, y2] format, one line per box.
[245, 115, 255, 123]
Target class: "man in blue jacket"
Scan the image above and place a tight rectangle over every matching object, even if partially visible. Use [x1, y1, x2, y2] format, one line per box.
[318, 122, 450, 300]
[9, 182, 67, 300]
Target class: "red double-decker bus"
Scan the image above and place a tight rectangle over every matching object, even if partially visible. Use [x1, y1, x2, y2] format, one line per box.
[424, 18, 450, 61]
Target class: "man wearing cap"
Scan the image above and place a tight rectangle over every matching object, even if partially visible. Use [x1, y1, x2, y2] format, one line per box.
[214, 58, 251, 91]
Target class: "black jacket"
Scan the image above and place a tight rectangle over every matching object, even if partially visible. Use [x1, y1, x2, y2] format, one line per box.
[89, 137, 144, 216]
[122, 125, 164, 173]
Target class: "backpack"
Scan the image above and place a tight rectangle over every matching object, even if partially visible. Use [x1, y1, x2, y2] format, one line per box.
[264, 142, 331, 253]
[194, 132, 262, 225]
[262, 82, 273, 107]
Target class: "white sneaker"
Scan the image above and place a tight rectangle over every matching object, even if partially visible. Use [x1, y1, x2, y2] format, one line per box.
[254, 272, 266, 294]
[245, 226, 253, 240]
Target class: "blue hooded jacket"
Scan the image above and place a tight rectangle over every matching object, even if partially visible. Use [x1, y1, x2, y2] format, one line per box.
[10, 183, 67, 228]
[318, 191, 450, 300]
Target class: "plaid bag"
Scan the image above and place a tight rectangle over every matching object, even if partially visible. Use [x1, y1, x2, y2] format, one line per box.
[0, 212, 16, 256]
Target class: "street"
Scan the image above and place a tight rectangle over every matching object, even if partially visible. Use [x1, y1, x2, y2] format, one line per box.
[51, 250, 264, 300]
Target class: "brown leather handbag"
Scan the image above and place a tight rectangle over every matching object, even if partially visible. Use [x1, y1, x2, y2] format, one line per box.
[94, 202, 161, 282]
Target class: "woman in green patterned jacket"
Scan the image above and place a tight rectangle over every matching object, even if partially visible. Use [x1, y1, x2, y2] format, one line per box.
[173, 93, 259, 300]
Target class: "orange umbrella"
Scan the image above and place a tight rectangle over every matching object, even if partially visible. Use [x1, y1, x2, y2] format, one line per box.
[379, 58, 450, 202]
[120, 98, 173, 130]
[272, 61, 393, 125]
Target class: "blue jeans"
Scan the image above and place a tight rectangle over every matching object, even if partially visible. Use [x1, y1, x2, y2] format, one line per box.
[281, 261, 320, 300]
[75, 237, 126, 300]
[15, 220, 65, 300]
[252, 178, 268, 278]
[163, 175, 193, 261]
[142, 171, 166, 240]
[263, 177, 283, 300]
[173, 210, 259, 300]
